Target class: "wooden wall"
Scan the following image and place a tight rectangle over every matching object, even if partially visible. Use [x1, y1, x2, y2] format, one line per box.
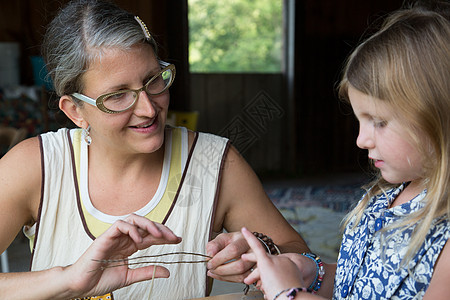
[292, 0, 404, 175]
[191, 73, 286, 173]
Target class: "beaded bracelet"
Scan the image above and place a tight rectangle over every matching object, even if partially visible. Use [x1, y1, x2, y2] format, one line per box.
[300, 253, 325, 294]
[252, 232, 281, 255]
[273, 287, 312, 300]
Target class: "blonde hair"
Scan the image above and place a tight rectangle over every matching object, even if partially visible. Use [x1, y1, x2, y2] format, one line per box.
[339, 1, 450, 266]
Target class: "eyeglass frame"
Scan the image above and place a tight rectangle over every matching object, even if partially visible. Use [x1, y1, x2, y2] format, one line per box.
[71, 60, 176, 114]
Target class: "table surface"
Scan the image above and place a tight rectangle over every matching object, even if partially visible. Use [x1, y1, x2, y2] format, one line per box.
[191, 291, 264, 299]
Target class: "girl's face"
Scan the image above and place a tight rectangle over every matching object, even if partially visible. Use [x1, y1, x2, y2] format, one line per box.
[348, 86, 424, 185]
[79, 44, 169, 155]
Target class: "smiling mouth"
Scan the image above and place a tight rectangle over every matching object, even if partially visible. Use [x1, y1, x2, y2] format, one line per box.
[132, 119, 155, 128]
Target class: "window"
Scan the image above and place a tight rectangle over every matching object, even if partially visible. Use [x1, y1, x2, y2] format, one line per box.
[188, 0, 283, 73]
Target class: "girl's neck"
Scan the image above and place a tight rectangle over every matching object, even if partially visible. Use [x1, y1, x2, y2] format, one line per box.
[390, 180, 425, 208]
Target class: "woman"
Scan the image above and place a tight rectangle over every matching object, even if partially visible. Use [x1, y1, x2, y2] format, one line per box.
[0, 0, 308, 299]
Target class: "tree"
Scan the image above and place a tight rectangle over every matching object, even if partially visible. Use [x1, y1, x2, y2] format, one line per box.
[188, 0, 282, 73]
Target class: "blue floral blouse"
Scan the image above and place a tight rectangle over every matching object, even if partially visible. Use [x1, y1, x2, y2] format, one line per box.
[334, 183, 449, 299]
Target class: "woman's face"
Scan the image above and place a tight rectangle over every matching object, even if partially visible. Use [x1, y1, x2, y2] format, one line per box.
[79, 44, 169, 155]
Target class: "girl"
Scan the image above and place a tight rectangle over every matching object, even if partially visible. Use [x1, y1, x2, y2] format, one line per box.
[241, 2, 450, 299]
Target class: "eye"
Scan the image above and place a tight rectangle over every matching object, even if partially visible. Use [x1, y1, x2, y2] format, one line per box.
[104, 91, 128, 102]
[148, 76, 162, 86]
[373, 119, 387, 128]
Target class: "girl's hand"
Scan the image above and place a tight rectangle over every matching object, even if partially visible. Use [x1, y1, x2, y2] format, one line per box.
[65, 214, 181, 298]
[206, 231, 255, 283]
[281, 252, 321, 289]
[241, 227, 305, 299]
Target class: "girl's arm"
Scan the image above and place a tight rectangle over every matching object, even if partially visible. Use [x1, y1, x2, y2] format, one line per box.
[206, 145, 311, 283]
[423, 240, 450, 299]
[281, 253, 336, 298]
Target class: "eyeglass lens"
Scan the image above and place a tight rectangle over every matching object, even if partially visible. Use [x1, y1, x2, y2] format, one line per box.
[102, 68, 173, 112]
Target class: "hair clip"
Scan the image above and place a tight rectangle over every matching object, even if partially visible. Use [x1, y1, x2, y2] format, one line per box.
[134, 16, 152, 40]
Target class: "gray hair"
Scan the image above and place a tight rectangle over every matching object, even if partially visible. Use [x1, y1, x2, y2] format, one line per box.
[42, 0, 158, 97]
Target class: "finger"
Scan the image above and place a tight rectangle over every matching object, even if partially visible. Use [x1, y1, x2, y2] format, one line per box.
[207, 269, 250, 283]
[206, 233, 228, 257]
[207, 237, 249, 270]
[122, 215, 181, 245]
[113, 219, 144, 244]
[243, 268, 261, 285]
[241, 227, 268, 260]
[124, 214, 164, 239]
[151, 222, 182, 243]
[111, 220, 169, 249]
[140, 234, 182, 248]
[208, 257, 254, 277]
[256, 279, 263, 289]
[127, 265, 170, 284]
[95, 219, 140, 247]
[241, 252, 257, 263]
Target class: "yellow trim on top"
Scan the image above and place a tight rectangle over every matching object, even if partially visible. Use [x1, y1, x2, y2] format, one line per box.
[76, 127, 183, 238]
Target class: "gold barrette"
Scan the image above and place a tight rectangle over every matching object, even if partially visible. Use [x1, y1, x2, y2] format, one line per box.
[134, 16, 152, 40]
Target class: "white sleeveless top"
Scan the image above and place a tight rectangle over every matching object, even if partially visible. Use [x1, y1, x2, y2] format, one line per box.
[25, 126, 229, 299]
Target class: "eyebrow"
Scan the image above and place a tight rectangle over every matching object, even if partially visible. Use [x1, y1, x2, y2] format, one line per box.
[103, 66, 161, 93]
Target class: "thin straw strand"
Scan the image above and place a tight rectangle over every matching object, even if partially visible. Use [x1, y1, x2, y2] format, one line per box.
[90, 251, 211, 272]
[147, 264, 157, 300]
[93, 251, 211, 263]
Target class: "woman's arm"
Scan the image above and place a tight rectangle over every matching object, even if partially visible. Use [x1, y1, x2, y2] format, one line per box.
[206, 145, 310, 282]
[0, 139, 182, 299]
[0, 213, 181, 299]
[0, 138, 41, 255]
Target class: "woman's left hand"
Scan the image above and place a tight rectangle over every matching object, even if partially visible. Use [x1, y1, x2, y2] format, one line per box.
[206, 231, 255, 283]
[65, 214, 182, 298]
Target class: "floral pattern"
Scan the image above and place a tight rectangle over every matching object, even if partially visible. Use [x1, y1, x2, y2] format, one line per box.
[334, 183, 450, 299]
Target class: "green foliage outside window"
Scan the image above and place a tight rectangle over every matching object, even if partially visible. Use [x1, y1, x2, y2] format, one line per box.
[188, 0, 282, 73]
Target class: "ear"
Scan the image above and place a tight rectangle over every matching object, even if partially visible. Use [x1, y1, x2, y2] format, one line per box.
[59, 95, 87, 128]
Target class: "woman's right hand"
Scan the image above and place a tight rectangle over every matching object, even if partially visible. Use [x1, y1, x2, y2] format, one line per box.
[65, 214, 181, 298]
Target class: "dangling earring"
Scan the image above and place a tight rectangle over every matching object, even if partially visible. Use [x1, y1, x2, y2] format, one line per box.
[83, 125, 92, 145]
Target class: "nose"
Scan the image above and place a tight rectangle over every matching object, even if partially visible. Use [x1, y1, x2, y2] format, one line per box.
[356, 123, 375, 150]
[134, 90, 156, 117]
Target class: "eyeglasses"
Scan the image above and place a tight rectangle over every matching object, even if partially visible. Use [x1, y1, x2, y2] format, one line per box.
[72, 61, 176, 114]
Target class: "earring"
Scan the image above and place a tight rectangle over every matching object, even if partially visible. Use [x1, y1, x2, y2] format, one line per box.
[82, 125, 92, 145]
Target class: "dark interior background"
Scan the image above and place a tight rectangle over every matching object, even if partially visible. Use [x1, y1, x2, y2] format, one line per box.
[0, 0, 404, 178]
